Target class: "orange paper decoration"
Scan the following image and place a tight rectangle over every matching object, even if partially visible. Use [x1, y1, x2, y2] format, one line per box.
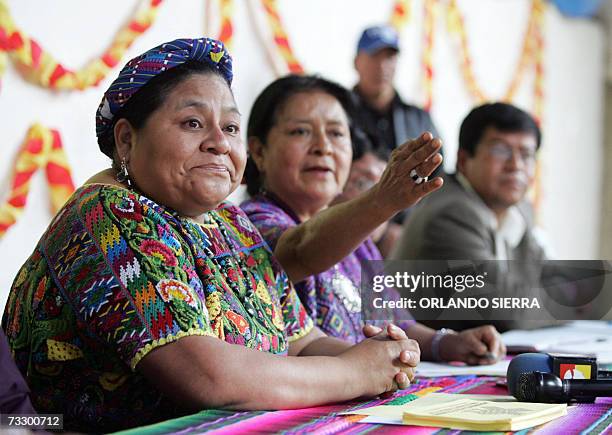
[217, 0, 235, 50]
[421, 0, 437, 112]
[0, 124, 75, 239]
[445, 0, 545, 105]
[389, 0, 412, 31]
[0, 0, 163, 90]
[260, 0, 304, 74]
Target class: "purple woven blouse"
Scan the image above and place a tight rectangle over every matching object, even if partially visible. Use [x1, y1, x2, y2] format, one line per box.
[241, 193, 415, 344]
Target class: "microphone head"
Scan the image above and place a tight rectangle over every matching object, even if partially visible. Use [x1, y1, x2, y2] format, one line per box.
[516, 372, 564, 403]
[516, 372, 541, 402]
[507, 353, 552, 396]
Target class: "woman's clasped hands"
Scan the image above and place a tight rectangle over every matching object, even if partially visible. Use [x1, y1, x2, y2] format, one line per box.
[340, 324, 420, 397]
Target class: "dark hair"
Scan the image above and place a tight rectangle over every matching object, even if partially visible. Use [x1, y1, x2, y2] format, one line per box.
[351, 126, 390, 162]
[98, 60, 230, 161]
[458, 102, 541, 158]
[244, 75, 356, 196]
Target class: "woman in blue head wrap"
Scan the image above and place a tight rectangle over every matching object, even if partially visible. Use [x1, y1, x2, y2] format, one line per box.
[3, 38, 440, 432]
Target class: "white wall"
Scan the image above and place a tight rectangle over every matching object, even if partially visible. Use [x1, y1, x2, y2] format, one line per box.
[0, 0, 605, 310]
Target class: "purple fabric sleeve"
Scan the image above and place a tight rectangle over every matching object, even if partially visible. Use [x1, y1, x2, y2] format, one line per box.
[0, 329, 36, 414]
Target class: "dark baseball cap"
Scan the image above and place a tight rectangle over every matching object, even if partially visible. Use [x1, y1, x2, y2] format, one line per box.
[357, 25, 400, 55]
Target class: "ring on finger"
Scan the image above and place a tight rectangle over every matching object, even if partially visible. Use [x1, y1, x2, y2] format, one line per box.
[410, 169, 428, 185]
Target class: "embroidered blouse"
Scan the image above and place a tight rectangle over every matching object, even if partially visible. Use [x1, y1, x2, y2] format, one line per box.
[2, 184, 312, 432]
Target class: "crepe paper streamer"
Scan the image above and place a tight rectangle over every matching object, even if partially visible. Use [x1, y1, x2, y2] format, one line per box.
[445, 0, 485, 102]
[0, 124, 75, 239]
[0, 0, 163, 90]
[441, 0, 546, 215]
[253, 0, 416, 77]
[0, 49, 6, 89]
[260, 0, 304, 74]
[245, 0, 286, 77]
[389, 0, 412, 31]
[532, 0, 545, 124]
[445, 0, 544, 105]
[505, 0, 546, 108]
[421, 0, 437, 112]
[217, 0, 234, 50]
[531, 0, 546, 216]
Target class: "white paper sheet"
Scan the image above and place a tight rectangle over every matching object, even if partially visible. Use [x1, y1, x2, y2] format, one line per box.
[501, 321, 612, 363]
[415, 359, 510, 377]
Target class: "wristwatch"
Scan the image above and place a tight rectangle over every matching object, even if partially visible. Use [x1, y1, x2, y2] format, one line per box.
[431, 328, 456, 362]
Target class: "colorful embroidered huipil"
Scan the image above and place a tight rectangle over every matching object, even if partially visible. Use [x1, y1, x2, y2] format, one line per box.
[2, 184, 312, 431]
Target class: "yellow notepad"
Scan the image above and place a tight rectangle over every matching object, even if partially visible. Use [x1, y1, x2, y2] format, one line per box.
[402, 398, 567, 431]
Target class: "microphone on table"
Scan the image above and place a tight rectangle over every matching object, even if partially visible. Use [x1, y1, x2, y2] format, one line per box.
[507, 352, 612, 397]
[515, 371, 612, 403]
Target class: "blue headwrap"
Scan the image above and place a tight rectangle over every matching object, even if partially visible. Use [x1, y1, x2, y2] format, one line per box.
[96, 37, 233, 154]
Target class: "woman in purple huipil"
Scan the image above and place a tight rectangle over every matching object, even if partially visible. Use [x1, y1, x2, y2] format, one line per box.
[241, 75, 506, 363]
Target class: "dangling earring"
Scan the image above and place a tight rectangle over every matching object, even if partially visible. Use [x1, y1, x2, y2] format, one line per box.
[116, 159, 132, 188]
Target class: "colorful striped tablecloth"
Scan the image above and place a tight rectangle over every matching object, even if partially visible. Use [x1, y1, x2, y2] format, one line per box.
[114, 375, 612, 435]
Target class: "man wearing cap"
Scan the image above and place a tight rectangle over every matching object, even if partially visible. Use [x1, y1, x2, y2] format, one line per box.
[352, 24, 441, 159]
[350, 24, 443, 256]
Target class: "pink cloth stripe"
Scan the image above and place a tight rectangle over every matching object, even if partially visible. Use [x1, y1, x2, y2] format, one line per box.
[207, 404, 345, 434]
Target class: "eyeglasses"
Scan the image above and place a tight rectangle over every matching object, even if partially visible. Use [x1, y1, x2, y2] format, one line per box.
[487, 142, 536, 164]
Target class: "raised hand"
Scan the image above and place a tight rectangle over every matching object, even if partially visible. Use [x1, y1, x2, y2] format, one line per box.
[370, 131, 443, 215]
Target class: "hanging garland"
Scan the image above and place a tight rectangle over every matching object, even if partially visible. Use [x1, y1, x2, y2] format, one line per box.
[0, 46, 6, 89]
[0, 1, 549, 236]
[421, 0, 437, 112]
[531, 0, 545, 214]
[217, 0, 235, 50]
[245, 0, 286, 77]
[0, 0, 163, 90]
[0, 0, 161, 241]
[532, 0, 545, 124]
[445, 0, 545, 104]
[503, 1, 541, 105]
[256, 0, 414, 77]
[260, 0, 304, 74]
[389, 0, 412, 31]
[444, 0, 546, 213]
[0, 124, 75, 239]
